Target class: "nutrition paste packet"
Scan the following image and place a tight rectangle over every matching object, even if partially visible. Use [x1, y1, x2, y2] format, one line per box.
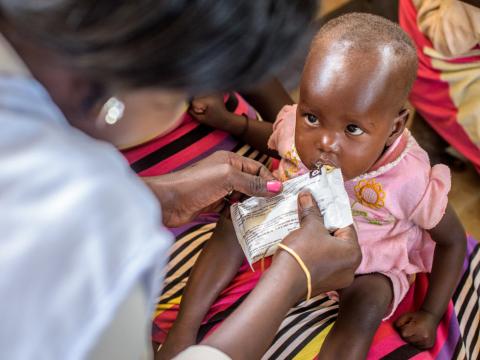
[231, 167, 353, 266]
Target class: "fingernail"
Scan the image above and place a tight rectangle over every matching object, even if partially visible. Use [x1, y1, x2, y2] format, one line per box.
[299, 192, 313, 208]
[266, 180, 282, 193]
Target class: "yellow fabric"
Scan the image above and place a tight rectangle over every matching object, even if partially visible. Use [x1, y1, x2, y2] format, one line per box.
[423, 51, 480, 146]
[292, 323, 334, 360]
[154, 296, 182, 318]
[412, 0, 480, 146]
[413, 0, 480, 57]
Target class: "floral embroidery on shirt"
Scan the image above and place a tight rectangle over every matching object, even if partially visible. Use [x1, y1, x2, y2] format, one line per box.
[351, 208, 395, 225]
[354, 178, 386, 209]
[282, 144, 302, 179]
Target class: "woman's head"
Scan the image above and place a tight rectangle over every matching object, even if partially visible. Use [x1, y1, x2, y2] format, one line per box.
[0, 0, 317, 94]
[295, 13, 418, 180]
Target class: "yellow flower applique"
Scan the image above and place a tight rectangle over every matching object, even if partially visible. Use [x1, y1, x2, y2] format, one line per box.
[354, 179, 386, 209]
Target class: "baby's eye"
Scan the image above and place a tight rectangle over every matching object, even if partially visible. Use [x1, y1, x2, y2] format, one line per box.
[305, 114, 319, 125]
[346, 124, 364, 136]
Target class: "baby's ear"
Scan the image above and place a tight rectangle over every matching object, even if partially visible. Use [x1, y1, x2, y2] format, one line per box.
[386, 108, 408, 146]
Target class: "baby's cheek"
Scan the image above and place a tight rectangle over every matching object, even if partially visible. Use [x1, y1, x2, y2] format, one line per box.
[295, 137, 314, 165]
[341, 155, 372, 180]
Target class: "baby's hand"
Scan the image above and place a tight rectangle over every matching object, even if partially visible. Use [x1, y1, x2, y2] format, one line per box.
[395, 310, 439, 349]
[189, 94, 230, 130]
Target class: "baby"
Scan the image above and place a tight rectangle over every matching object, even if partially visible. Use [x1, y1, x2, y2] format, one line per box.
[158, 13, 466, 359]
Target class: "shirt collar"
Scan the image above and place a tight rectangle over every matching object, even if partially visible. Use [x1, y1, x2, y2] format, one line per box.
[0, 32, 31, 76]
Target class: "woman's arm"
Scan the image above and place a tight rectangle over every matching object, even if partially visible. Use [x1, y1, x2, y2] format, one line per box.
[156, 215, 244, 359]
[396, 203, 466, 349]
[201, 191, 361, 360]
[202, 250, 304, 359]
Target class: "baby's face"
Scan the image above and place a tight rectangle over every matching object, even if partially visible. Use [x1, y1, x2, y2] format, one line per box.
[295, 42, 406, 180]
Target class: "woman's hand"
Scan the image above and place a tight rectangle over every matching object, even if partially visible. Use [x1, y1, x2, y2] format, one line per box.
[202, 191, 361, 359]
[144, 151, 282, 227]
[274, 191, 362, 300]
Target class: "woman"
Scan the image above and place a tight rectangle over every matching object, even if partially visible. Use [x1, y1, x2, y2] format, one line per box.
[0, 1, 361, 359]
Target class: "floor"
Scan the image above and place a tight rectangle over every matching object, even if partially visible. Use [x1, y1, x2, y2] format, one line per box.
[450, 164, 480, 239]
[289, 0, 480, 239]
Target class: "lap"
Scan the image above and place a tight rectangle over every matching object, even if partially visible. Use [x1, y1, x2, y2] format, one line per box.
[154, 235, 480, 360]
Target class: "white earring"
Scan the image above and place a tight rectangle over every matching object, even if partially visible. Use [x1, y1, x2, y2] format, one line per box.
[101, 97, 125, 125]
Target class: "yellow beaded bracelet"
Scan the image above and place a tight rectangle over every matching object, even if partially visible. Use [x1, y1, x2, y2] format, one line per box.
[277, 243, 312, 302]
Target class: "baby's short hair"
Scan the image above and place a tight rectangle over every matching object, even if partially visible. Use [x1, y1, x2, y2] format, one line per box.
[311, 13, 418, 105]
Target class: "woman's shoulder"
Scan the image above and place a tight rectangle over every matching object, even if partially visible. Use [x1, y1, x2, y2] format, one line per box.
[0, 103, 172, 359]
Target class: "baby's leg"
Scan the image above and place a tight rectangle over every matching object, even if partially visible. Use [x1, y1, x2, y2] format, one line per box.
[156, 215, 244, 360]
[319, 274, 393, 360]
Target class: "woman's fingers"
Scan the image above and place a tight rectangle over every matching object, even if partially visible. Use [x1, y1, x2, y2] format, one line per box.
[297, 191, 327, 231]
[273, 191, 360, 299]
[333, 224, 357, 242]
[145, 151, 282, 227]
[227, 168, 282, 197]
[223, 152, 281, 197]
[226, 152, 276, 181]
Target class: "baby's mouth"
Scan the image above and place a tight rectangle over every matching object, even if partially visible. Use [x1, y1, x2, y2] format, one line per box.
[314, 156, 339, 169]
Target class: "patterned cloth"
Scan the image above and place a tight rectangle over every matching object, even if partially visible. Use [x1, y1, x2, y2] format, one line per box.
[399, 0, 480, 172]
[123, 94, 480, 359]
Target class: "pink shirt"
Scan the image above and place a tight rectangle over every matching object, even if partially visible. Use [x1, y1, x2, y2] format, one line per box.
[268, 105, 451, 316]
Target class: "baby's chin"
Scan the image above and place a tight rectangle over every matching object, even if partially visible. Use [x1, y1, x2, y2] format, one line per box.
[307, 163, 361, 182]
[302, 156, 360, 180]
[307, 163, 346, 178]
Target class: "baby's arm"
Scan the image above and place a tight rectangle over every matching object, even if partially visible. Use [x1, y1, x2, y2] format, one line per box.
[240, 77, 294, 123]
[190, 94, 277, 157]
[396, 204, 466, 349]
[156, 215, 245, 360]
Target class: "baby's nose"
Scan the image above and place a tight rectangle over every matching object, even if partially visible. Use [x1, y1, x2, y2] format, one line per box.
[317, 130, 339, 152]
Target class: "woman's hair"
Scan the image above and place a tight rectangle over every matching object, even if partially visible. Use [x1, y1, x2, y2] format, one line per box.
[0, 0, 317, 94]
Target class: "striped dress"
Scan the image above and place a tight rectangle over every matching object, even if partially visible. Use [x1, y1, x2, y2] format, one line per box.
[122, 93, 480, 359]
